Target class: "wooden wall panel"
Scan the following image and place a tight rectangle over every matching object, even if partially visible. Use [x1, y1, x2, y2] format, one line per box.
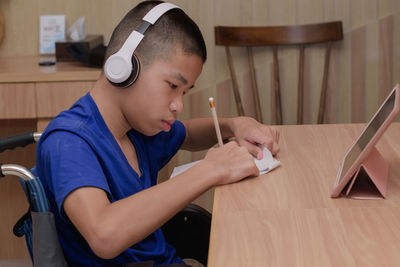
[267, 0, 296, 25]
[364, 22, 379, 120]
[188, 89, 208, 162]
[351, 0, 378, 29]
[280, 50, 299, 124]
[241, 71, 256, 120]
[296, 0, 324, 24]
[378, 0, 399, 18]
[191, 0, 214, 90]
[324, 47, 339, 124]
[302, 48, 312, 124]
[336, 32, 352, 123]
[323, 0, 350, 124]
[378, 16, 394, 103]
[351, 26, 366, 123]
[216, 79, 233, 118]
[253, 0, 269, 24]
[269, 63, 278, 124]
[255, 58, 273, 125]
[325, 0, 351, 30]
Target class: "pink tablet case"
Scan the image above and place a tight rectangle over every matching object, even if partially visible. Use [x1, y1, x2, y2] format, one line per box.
[344, 147, 388, 199]
[331, 84, 399, 198]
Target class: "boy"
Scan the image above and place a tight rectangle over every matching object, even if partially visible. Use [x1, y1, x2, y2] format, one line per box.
[36, 1, 280, 266]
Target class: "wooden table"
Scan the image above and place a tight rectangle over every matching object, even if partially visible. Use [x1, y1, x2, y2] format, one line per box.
[208, 123, 400, 267]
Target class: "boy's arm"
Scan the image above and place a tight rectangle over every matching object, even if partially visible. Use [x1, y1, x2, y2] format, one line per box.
[182, 116, 280, 158]
[64, 141, 258, 259]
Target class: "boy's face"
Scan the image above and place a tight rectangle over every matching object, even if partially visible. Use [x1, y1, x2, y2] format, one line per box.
[120, 49, 203, 136]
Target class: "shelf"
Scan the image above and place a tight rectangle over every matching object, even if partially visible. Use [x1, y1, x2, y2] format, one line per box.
[0, 56, 101, 83]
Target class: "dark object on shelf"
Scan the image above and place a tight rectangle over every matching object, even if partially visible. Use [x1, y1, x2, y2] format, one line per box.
[65, 43, 106, 68]
[55, 35, 104, 62]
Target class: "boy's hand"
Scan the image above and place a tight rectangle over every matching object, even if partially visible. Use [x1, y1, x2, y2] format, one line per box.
[202, 141, 259, 185]
[230, 117, 280, 158]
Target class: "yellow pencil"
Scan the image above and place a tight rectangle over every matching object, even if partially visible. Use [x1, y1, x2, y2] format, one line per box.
[209, 97, 223, 147]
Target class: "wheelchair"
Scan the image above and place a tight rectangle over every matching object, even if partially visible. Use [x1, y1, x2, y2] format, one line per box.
[0, 132, 211, 266]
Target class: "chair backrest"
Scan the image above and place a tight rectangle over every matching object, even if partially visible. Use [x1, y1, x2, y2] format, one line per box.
[215, 21, 343, 124]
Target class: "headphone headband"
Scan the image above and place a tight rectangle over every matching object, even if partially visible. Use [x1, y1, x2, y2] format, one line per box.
[105, 2, 181, 86]
[143, 3, 179, 24]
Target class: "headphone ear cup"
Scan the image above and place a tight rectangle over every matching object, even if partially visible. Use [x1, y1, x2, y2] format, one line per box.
[109, 54, 140, 88]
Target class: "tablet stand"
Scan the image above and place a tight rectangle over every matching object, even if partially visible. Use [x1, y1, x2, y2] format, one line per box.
[344, 147, 388, 199]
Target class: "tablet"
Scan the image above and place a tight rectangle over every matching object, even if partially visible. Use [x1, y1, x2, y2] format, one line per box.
[331, 84, 400, 198]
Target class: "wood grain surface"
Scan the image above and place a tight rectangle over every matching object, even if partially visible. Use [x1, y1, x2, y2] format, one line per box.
[209, 123, 400, 267]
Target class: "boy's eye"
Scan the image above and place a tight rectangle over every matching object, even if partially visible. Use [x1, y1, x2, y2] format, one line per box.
[169, 83, 178, 89]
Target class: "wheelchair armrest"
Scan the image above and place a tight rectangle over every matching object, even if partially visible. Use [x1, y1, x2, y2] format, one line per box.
[162, 203, 211, 266]
[0, 132, 41, 153]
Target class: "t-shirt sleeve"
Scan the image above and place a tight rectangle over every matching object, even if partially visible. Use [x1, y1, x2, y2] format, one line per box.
[144, 120, 186, 170]
[38, 130, 110, 218]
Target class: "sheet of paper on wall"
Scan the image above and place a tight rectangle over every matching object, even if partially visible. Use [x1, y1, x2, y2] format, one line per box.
[170, 146, 281, 178]
[39, 15, 66, 54]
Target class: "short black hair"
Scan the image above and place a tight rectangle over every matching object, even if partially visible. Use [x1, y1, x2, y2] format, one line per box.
[105, 0, 207, 69]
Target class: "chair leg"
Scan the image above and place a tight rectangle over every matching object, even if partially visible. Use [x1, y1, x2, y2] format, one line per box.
[225, 46, 245, 117]
[318, 42, 332, 124]
[247, 47, 263, 122]
[273, 47, 283, 125]
[297, 46, 305, 124]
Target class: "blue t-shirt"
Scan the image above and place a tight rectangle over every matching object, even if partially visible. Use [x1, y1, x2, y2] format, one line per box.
[36, 93, 186, 266]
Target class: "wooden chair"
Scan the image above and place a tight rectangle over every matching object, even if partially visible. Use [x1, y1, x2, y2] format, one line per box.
[215, 21, 343, 124]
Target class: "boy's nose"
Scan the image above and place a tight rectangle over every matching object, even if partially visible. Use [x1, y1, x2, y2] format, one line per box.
[170, 98, 184, 113]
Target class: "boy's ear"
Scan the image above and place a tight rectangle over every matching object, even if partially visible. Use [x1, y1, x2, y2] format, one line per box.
[105, 53, 141, 88]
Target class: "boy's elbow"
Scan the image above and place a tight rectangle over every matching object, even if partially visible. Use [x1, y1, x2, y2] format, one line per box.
[86, 225, 124, 259]
[90, 242, 119, 260]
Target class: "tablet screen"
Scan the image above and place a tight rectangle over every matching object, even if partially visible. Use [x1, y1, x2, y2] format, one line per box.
[338, 89, 396, 184]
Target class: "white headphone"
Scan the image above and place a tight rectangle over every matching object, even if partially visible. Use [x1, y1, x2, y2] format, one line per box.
[104, 2, 181, 87]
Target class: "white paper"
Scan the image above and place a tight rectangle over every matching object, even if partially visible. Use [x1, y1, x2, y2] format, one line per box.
[170, 146, 281, 178]
[253, 145, 281, 174]
[39, 15, 66, 54]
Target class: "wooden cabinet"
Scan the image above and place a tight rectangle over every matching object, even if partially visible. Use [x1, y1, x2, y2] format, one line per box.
[0, 56, 100, 128]
[0, 56, 100, 259]
[0, 83, 36, 119]
[35, 81, 93, 118]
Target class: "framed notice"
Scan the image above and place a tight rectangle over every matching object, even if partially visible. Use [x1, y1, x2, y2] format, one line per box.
[39, 15, 66, 54]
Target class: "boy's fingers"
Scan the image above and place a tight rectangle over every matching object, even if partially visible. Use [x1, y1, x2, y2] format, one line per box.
[271, 127, 279, 142]
[271, 142, 280, 156]
[251, 127, 279, 151]
[266, 127, 280, 155]
[260, 140, 279, 156]
[238, 140, 262, 159]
